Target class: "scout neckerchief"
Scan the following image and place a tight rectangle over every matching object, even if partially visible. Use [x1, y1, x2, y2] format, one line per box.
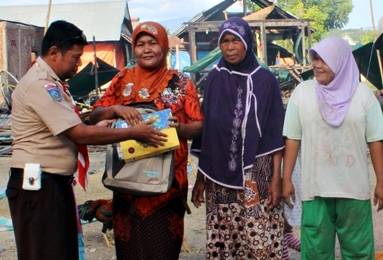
[61, 82, 90, 190]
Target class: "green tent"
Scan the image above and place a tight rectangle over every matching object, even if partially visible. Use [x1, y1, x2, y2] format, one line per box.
[68, 58, 119, 98]
[183, 47, 221, 73]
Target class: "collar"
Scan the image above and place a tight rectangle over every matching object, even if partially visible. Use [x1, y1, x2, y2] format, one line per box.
[35, 57, 61, 82]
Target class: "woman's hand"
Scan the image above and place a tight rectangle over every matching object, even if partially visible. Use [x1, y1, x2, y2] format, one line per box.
[169, 117, 203, 140]
[374, 182, 383, 211]
[268, 175, 281, 209]
[191, 172, 205, 208]
[169, 116, 184, 134]
[282, 178, 295, 209]
[112, 105, 142, 125]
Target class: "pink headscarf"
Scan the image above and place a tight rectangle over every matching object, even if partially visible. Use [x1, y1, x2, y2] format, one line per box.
[311, 36, 360, 127]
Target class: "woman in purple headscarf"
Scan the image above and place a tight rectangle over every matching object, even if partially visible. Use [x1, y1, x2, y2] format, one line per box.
[191, 17, 285, 259]
[282, 36, 383, 260]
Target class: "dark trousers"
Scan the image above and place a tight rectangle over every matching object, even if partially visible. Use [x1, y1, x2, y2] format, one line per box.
[6, 168, 78, 260]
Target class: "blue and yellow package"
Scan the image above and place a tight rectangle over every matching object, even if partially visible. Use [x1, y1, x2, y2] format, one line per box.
[114, 109, 179, 161]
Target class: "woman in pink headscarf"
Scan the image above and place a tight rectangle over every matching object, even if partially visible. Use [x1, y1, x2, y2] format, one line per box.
[282, 36, 383, 260]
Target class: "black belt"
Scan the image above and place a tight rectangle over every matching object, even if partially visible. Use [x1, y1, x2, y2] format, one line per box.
[10, 167, 74, 185]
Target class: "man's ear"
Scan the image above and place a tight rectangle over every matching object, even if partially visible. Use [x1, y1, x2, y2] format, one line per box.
[46, 46, 60, 62]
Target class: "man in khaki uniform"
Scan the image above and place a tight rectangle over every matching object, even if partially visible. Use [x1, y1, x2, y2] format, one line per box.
[7, 20, 166, 260]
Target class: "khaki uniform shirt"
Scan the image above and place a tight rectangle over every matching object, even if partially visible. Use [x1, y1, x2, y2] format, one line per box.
[11, 57, 82, 175]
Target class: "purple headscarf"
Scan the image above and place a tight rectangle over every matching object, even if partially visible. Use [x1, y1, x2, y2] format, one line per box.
[198, 17, 285, 189]
[311, 36, 360, 127]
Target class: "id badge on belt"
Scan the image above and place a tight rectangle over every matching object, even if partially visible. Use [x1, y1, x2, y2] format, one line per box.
[22, 163, 42, 191]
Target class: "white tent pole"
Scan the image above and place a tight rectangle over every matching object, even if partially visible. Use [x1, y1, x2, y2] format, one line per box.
[377, 50, 383, 87]
[93, 36, 99, 95]
[45, 0, 52, 32]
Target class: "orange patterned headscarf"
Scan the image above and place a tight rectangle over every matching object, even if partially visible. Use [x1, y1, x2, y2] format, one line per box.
[133, 21, 169, 59]
[94, 21, 177, 107]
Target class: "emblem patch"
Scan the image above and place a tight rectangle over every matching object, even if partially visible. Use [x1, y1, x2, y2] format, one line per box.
[123, 83, 134, 97]
[138, 88, 150, 100]
[44, 83, 63, 102]
[140, 24, 158, 35]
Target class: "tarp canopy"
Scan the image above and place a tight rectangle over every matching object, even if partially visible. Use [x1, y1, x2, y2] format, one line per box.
[0, 187, 12, 232]
[183, 47, 221, 73]
[183, 43, 293, 73]
[68, 58, 119, 98]
[0, 187, 5, 200]
[353, 34, 383, 89]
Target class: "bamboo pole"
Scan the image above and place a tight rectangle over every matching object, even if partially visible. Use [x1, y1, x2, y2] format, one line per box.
[377, 50, 383, 87]
[92, 36, 99, 96]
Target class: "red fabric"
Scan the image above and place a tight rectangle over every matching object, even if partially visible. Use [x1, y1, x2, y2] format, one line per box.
[76, 143, 89, 190]
[62, 83, 89, 190]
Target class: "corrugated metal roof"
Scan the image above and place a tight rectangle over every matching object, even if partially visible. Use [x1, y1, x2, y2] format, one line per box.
[0, 0, 127, 41]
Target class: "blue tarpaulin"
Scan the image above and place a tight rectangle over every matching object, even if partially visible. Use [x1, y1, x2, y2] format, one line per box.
[0, 187, 12, 232]
[0, 188, 5, 200]
[0, 217, 12, 232]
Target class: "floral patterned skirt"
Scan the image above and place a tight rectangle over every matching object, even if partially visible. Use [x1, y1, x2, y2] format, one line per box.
[205, 155, 284, 259]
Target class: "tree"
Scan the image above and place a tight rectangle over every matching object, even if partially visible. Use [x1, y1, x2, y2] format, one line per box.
[276, 0, 353, 41]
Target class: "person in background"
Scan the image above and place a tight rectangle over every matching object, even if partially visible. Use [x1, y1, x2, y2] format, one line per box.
[7, 20, 165, 260]
[89, 21, 203, 260]
[282, 36, 383, 260]
[191, 17, 285, 259]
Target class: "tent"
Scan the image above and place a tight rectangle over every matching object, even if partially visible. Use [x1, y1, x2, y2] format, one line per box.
[353, 33, 383, 90]
[68, 58, 119, 98]
[183, 47, 221, 73]
[183, 43, 294, 73]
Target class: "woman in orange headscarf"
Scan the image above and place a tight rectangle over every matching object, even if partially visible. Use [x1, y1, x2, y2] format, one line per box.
[90, 22, 203, 259]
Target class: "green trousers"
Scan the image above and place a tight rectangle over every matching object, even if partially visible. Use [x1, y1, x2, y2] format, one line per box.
[301, 197, 374, 260]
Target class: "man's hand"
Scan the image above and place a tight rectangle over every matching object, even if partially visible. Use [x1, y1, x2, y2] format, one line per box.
[282, 178, 295, 209]
[374, 182, 383, 211]
[131, 124, 167, 147]
[112, 105, 142, 125]
[267, 175, 281, 209]
[191, 173, 205, 208]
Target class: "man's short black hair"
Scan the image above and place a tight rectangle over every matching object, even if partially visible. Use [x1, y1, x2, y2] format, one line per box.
[41, 20, 87, 56]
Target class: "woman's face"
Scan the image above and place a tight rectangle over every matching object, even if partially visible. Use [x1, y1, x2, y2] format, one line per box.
[134, 34, 164, 70]
[311, 52, 335, 86]
[220, 33, 246, 65]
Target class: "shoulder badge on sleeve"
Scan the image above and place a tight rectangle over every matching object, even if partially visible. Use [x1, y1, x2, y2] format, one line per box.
[44, 83, 63, 102]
